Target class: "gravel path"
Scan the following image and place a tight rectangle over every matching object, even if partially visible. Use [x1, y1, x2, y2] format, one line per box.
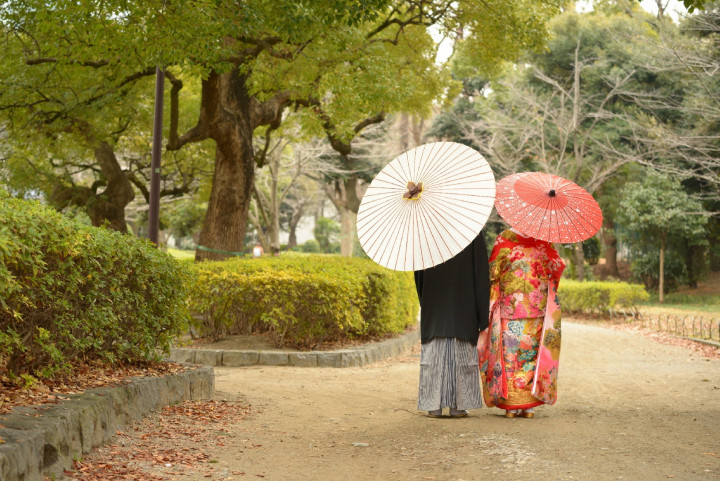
[68, 321, 720, 480]
[203, 321, 720, 480]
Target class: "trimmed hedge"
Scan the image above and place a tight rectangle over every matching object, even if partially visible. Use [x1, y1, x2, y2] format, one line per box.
[558, 280, 649, 315]
[0, 192, 189, 379]
[187, 255, 419, 349]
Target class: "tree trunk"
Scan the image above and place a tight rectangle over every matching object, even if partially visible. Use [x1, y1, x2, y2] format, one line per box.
[49, 140, 134, 233]
[192, 70, 259, 261]
[288, 229, 298, 250]
[196, 131, 255, 261]
[247, 214, 270, 253]
[344, 174, 363, 214]
[256, 227, 270, 253]
[398, 113, 410, 152]
[410, 115, 425, 147]
[268, 211, 281, 255]
[168, 65, 290, 261]
[685, 238, 698, 289]
[339, 207, 356, 257]
[269, 175, 281, 255]
[323, 173, 363, 257]
[574, 243, 586, 281]
[89, 141, 135, 232]
[601, 222, 620, 278]
[287, 204, 305, 250]
[659, 235, 666, 303]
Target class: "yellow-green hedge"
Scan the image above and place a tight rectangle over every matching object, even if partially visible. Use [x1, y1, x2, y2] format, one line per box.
[187, 255, 419, 349]
[558, 280, 649, 315]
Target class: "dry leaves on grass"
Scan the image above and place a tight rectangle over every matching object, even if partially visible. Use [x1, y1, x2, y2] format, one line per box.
[0, 361, 187, 415]
[63, 400, 252, 481]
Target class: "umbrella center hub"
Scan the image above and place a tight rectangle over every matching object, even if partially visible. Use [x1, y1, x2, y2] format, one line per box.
[514, 178, 569, 209]
[403, 181, 423, 200]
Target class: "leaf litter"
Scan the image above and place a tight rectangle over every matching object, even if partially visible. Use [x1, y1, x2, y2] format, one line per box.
[62, 399, 252, 480]
[1, 361, 187, 415]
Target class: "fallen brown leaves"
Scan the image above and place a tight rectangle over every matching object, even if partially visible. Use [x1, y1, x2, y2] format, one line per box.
[63, 400, 252, 481]
[0, 361, 187, 415]
[573, 318, 720, 360]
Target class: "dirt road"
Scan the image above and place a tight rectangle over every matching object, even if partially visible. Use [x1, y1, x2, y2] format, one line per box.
[71, 321, 720, 481]
[195, 321, 718, 481]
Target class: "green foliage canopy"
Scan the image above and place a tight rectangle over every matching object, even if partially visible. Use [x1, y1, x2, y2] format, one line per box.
[1, 0, 563, 257]
[617, 173, 708, 244]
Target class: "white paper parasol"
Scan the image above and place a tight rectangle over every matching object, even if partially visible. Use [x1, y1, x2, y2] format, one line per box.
[356, 141, 495, 271]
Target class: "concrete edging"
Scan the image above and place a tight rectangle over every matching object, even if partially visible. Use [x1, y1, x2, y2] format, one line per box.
[0, 365, 215, 481]
[168, 327, 421, 368]
[683, 337, 720, 348]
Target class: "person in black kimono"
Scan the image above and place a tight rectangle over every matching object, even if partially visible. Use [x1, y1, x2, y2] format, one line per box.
[414, 231, 490, 417]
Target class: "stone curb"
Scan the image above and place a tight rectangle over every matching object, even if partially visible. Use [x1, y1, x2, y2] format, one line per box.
[167, 327, 421, 368]
[683, 337, 720, 349]
[0, 365, 214, 481]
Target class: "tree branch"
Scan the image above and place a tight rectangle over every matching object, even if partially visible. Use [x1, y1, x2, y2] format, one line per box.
[164, 69, 185, 149]
[26, 57, 109, 68]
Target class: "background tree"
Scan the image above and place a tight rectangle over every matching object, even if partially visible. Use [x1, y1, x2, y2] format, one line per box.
[621, 5, 720, 272]
[313, 217, 341, 254]
[442, 7, 679, 279]
[249, 128, 327, 255]
[617, 172, 708, 302]
[161, 198, 207, 249]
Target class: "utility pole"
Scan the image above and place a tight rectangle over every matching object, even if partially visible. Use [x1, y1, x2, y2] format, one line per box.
[148, 66, 164, 245]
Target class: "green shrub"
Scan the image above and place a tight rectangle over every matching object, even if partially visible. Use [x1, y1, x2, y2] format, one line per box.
[187, 255, 419, 348]
[629, 250, 687, 293]
[0, 192, 189, 379]
[300, 239, 320, 253]
[558, 280, 649, 315]
[582, 237, 601, 265]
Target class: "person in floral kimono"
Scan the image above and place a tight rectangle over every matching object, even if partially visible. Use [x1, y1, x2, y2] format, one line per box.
[477, 228, 565, 418]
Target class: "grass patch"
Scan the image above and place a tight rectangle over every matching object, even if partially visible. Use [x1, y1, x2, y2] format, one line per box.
[640, 271, 720, 316]
[166, 248, 196, 261]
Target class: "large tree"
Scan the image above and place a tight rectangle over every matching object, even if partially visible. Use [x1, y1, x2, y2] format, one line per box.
[0, 30, 211, 233]
[1, 0, 562, 260]
[445, 7, 681, 279]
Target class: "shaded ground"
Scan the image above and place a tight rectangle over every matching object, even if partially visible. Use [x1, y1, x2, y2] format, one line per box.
[184, 326, 418, 352]
[65, 321, 720, 481]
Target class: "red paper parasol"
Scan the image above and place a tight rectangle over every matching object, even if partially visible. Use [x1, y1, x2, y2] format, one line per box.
[495, 172, 602, 243]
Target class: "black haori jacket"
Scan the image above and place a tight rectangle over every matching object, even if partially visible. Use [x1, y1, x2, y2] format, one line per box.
[414, 232, 490, 345]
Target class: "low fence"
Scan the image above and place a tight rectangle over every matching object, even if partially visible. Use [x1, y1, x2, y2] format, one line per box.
[609, 309, 720, 342]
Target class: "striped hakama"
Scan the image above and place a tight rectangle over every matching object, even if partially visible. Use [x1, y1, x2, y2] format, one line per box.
[418, 337, 483, 411]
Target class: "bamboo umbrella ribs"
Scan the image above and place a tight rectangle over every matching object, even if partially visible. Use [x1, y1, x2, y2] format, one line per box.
[357, 142, 496, 271]
[494, 172, 602, 244]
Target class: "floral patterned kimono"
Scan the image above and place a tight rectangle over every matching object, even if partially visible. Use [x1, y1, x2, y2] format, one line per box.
[479, 229, 565, 410]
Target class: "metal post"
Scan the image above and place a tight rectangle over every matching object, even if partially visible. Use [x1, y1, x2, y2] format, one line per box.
[148, 66, 164, 245]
